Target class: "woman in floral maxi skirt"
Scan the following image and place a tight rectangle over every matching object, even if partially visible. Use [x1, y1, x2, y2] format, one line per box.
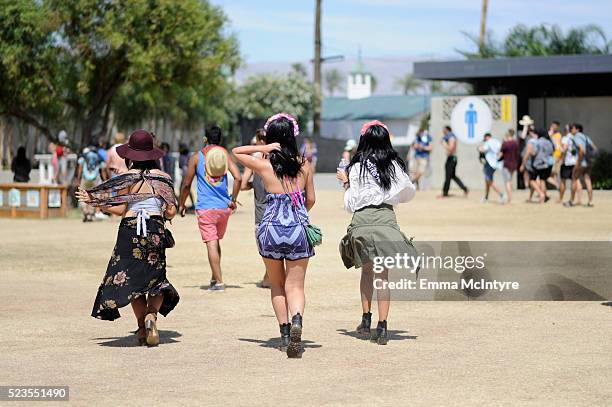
[77, 129, 179, 346]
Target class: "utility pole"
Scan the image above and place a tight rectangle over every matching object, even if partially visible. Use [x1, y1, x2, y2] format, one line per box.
[313, 0, 322, 136]
[479, 0, 489, 56]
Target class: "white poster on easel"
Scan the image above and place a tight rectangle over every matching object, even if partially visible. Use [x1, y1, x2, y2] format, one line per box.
[26, 190, 40, 208]
[48, 189, 61, 208]
[9, 188, 21, 207]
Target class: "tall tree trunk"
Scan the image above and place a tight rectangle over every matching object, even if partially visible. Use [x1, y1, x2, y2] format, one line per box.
[0, 118, 5, 169]
[313, 0, 322, 136]
[7, 120, 13, 164]
[81, 104, 107, 148]
[479, 0, 489, 56]
[33, 127, 41, 157]
[100, 101, 112, 143]
[81, 118, 95, 149]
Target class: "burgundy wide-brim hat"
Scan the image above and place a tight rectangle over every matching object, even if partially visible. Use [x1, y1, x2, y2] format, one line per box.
[116, 129, 165, 161]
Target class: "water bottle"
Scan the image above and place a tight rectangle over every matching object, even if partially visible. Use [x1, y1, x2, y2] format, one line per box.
[337, 158, 349, 187]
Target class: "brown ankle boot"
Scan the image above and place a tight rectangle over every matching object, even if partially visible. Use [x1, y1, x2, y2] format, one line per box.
[136, 325, 146, 346]
[144, 307, 159, 347]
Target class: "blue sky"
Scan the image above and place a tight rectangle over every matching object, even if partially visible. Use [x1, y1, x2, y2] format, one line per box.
[210, 0, 612, 63]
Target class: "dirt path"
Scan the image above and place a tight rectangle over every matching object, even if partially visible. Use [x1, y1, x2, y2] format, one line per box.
[1, 189, 611, 406]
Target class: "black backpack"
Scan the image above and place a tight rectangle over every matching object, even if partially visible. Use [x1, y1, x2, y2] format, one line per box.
[583, 135, 599, 165]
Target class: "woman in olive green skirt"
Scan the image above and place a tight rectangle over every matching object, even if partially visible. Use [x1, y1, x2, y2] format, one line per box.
[337, 120, 416, 345]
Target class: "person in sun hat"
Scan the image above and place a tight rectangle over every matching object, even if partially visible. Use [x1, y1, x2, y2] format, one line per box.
[75, 129, 180, 347]
[519, 115, 534, 127]
[178, 125, 242, 293]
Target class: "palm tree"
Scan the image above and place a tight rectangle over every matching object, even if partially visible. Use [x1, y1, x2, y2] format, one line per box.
[323, 69, 344, 97]
[479, 0, 489, 56]
[459, 23, 612, 59]
[394, 74, 423, 95]
[429, 81, 443, 94]
[503, 24, 611, 56]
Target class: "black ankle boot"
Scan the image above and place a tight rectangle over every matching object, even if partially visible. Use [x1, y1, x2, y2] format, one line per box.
[287, 313, 303, 358]
[370, 320, 389, 345]
[279, 323, 291, 352]
[356, 312, 372, 338]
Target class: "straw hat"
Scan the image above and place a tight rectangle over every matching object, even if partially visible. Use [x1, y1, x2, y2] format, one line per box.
[116, 129, 164, 161]
[519, 115, 534, 126]
[205, 146, 228, 177]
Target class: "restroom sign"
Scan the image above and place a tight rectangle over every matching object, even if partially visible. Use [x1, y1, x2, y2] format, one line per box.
[450, 96, 492, 145]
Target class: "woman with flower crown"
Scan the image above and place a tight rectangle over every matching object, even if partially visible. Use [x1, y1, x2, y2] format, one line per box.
[337, 120, 416, 345]
[233, 113, 315, 358]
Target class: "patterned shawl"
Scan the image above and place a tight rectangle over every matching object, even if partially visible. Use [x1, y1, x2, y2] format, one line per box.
[84, 171, 177, 208]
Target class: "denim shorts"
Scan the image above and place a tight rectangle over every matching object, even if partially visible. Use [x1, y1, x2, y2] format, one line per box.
[483, 163, 496, 182]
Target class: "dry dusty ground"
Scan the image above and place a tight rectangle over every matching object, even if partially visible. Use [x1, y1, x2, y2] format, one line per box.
[1, 187, 611, 406]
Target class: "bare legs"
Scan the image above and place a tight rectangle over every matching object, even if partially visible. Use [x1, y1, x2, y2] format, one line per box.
[570, 174, 589, 205]
[583, 174, 593, 205]
[131, 296, 147, 328]
[360, 263, 390, 321]
[529, 178, 546, 203]
[504, 181, 513, 204]
[205, 239, 223, 284]
[360, 265, 373, 314]
[131, 294, 163, 322]
[484, 179, 503, 201]
[265, 258, 288, 324]
[285, 259, 306, 316]
[263, 257, 308, 324]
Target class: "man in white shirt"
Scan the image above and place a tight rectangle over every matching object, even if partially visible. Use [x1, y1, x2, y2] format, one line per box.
[559, 129, 580, 203]
[478, 133, 505, 203]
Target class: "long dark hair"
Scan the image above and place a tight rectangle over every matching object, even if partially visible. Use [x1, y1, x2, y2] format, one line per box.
[347, 124, 406, 191]
[15, 146, 28, 163]
[536, 128, 550, 140]
[265, 117, 303, 179]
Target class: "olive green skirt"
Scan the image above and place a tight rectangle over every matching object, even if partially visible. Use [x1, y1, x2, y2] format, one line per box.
[339, 204, 417, 269]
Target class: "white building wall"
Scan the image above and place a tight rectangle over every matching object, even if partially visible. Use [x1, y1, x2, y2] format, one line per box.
[347, 73, 372, 100]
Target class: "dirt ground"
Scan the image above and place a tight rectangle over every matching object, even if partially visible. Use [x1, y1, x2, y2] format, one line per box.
[1, 187, 611, 406]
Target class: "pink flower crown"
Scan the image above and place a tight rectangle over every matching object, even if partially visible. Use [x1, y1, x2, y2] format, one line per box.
[264, 112, 300, 137]
[360, 120, 389, 137]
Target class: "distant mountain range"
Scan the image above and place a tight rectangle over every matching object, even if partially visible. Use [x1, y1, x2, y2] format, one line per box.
[234, 56, 454, 97]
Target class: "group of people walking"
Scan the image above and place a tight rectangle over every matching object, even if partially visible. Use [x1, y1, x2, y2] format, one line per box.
[407, 119, 598, 207]
[483, 119, 598, 206]
[76, 114, 416, 358]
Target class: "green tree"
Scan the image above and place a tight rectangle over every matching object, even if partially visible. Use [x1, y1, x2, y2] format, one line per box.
[234, 71, 314, 130]
[429, 81, 443, 94]
[291, 63, 308, 77]
[323, 69, 344, 97]
[0, 0, 240, 146]
[394, 74, 423, 95]
[0, 0, 63, 137]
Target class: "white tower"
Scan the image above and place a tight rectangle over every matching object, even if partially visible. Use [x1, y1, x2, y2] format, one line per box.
[347, 49, 372, 100]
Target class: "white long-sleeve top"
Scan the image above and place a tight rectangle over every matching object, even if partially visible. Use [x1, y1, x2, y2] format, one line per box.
[343, 161, 416, 213]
